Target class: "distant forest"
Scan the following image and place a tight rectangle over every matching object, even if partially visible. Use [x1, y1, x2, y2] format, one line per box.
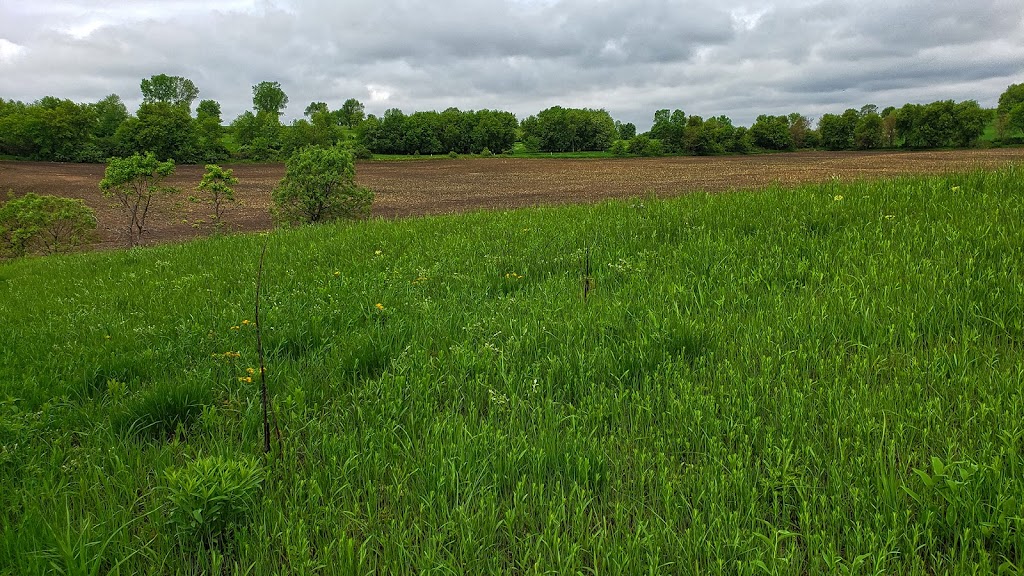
[2, 74, 1024, 163]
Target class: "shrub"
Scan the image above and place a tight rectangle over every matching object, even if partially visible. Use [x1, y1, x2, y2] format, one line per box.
[350, 145, 373, 160]
[0, 193, 97, 258]
[271, 146, 374, 225]
[165, 455, 263, 549]
[608, 140, 629, 157]
[98, 153, 176, 247]
[448, 151, 458, 159]
[192, 164, 238, 231]
[479, 147, 494, 158]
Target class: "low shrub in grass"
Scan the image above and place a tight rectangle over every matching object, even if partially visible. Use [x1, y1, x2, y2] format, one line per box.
[164, 455, 263, 550]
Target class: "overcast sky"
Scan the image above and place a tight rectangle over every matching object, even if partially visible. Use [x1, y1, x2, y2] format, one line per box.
[1, 0, 1023, 129]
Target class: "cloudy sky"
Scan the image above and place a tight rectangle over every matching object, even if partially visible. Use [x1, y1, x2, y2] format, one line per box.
[1, 0, 1023, 129]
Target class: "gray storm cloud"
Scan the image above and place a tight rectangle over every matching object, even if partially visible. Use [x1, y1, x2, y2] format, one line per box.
[1, 0, 1022, 129]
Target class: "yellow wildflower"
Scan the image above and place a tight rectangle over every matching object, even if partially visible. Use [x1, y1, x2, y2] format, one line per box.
[238, 376, 252, 383]
[230, 325, 240, 331]
[241, 319, 251, 326]
[334, 271, 341, 277]
[833, 195, 844, 201]
[246, 367, 256, 375]
[375, 303, 385, 311]
[374, 250, 382, 256]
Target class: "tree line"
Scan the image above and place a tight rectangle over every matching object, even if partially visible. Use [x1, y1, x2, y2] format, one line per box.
[2, 74, 1023, 163]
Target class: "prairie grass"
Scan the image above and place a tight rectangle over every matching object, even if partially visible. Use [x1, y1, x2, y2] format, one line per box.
[1, 167, 1022, 574]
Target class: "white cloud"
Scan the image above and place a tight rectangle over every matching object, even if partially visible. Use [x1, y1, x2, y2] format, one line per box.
[0, 39, 26, 62]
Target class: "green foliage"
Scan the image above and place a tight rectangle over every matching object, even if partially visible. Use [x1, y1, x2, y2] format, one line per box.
[0, 193, 97, 258]
[230, 110, 282, 161]
[608, 139, 629, 156]
[194, 165, 239, 230]
[90, 94, 128, 159]
[0, 97, 98, 161]
[140, 74, 199, 111]
[626, 134, 665, 156]
[615, 120, 637, 140]
[117, 379, 215, 441]
[164, 456, 263, 548]
[194, 100, 228, 162]
[251, 81, 288, 117]
[896, 100, 989, 148]
[98, 153, 176, 247]
[520, 106, 617, 153]
[271, 146, 374, 225]
[854, 111, 884, 149]
[336, 98, 366, 128]
[479, 147, 493, 157]
[448, 150, 459, 159]
[2, 168, 1024, 573]
[749, 114, 794, 150]
[361, 108, 517, 155]
[115, 101, 195, 161]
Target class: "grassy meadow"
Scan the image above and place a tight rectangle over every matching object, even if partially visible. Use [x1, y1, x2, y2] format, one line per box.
[1, 166, 1023, 574]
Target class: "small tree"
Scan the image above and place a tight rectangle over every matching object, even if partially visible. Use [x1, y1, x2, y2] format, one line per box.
[0, 193, 97, 257]
[99, 153, 175, 247]
[193, 164, 238, 231]
[271, 146, 373, 225]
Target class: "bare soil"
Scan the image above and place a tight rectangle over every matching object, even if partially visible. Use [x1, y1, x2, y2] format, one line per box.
[2, 149, 1021, 250]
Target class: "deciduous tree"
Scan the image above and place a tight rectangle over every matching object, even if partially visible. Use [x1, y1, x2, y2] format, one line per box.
[271, 146, 373, 225]
[140, 74, 199, 111]
[99, 153, 176, 247]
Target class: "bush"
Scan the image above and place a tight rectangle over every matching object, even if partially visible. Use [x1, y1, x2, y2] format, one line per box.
[608, 140, 629, 157]
[479, 147, 494, 157]
[448, 151, 458, 159]
[271, 146, 374, 225]
[0, 193, 97, 258]
[165, 455, 263, 549]
[99, 153, 176, 248]
[192, 164, 238, 231]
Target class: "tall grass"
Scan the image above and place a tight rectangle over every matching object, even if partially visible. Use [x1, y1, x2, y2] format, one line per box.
[1, 167, 1022, 574]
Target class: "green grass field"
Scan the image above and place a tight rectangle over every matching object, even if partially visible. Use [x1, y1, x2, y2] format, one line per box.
[2, 167, 1023, 574]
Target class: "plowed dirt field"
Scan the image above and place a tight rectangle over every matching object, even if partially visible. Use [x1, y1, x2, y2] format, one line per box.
[2, 149, 1021, 250]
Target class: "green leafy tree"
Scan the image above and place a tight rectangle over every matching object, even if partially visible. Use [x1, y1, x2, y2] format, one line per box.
[271, 146, 373, 225]
[0, 193, 97, 257]
[521, 107, 617, 153]
[193, 165, 238, 230]
[615, 121, 637, 140]
[140, 74, 199, 111]
[252, 81, 289, 117]
[195, 100, 228, 162]
[116, 102, 195, 161]
[336, 98, 365, 128]
[749, 115, 793, 150]
[996, 84, 1024, 138]
[854, 112, 884, 149]
[951, 101, 989, 147]
[787, 113, 812, 149]
[304, 102, 329, 118]
[91, 94, 129, 157]
[818, 111, 857, 150]
[99, 153, 176, 247]
[14, 97, 98, 161]
[230, 110, 282, 161]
